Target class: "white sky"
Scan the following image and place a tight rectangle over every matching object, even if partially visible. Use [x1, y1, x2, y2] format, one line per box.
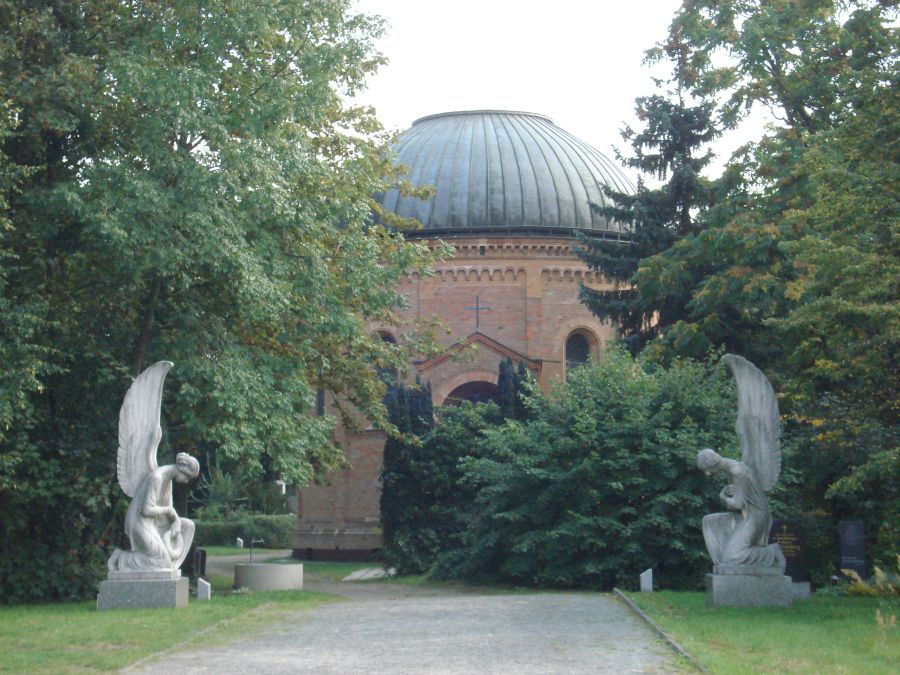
[352, 0, 697, 181]
[351, 1, 772, 181]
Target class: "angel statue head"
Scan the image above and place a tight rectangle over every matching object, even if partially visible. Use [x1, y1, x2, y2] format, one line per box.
[696, 448, 721, 475]
[107, 361, 201, 575]
[174, 452, 200, 483]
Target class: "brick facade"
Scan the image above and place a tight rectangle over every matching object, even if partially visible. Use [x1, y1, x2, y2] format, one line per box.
[293, 235, 615, 558]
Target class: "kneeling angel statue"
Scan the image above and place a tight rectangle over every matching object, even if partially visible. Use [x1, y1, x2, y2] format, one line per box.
[107, 361, 200, 577]
[697, 354, 786, 575]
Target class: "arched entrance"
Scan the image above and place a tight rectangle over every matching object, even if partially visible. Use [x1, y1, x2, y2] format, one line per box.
[443, 380, 500, 406]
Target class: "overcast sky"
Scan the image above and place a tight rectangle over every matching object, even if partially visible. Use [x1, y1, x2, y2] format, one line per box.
[352, 1, 684, 175]
[351, 1, 768, 181]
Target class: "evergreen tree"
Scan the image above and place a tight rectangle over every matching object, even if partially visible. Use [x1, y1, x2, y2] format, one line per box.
[379, 385, 411, 560]
[497, 357, 532, 421]
[379, 380, 434, 573]
[497, 358, 516, 419]
[576, 31, 720, 353]
[514, 360, 532, 421]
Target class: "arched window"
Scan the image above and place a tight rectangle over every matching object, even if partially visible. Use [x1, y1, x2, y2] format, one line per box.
[565, 331, 593, 373]
[377, 330, 398, 345]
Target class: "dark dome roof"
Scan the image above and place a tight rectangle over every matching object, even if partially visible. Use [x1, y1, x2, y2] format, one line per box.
[377, 110, 633, 237]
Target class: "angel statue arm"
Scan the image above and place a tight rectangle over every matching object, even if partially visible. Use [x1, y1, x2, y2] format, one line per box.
[696, 355, 786, 575]
[107, 362, 200, 576]
[719, 483, 744, 511]
[137, 474, 178, 521]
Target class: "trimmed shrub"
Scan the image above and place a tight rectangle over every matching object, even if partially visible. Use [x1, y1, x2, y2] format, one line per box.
[194, 514, 295, 549]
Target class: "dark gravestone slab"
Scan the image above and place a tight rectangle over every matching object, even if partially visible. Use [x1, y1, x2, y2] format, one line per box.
[769, 519, 809, 582]
[839, 520, 866, 577]
[181, 544, 207, 579]
[194, 547, 207, 578]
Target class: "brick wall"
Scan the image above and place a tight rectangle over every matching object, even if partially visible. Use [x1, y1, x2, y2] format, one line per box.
[294, 235, 614, 556]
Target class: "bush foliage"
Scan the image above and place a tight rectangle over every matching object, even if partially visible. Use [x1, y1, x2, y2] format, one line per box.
[194, 514, 296, 550]
[382, 349, 737, 589]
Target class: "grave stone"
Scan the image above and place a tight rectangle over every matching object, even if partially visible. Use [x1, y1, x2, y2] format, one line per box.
[838, 520, 866, 578]
[197, 578, 211, 601]
[769, 520, 808, 581]
[769, 519, 811, 599]
[640, 568, 653, 592]
[194, 547, 207, 578]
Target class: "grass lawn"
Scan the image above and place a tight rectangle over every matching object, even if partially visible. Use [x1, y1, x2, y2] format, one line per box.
[292, 559, 382, 581]
[0, 589, 337, 673]
[629, 591, 899, 674]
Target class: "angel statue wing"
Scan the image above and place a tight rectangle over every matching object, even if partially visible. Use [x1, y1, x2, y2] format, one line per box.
[116, 361, 174, 497]
[723, 354, 781, 492]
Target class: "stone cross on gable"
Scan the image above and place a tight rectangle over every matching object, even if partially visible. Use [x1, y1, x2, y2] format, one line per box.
[465, 295, 492, 331]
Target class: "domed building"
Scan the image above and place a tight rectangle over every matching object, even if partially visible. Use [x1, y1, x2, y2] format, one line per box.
[294, 111, 633, 558]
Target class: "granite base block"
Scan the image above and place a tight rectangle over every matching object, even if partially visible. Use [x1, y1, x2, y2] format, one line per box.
[97, 576, 189, 610]
[706, 573, 793, 607]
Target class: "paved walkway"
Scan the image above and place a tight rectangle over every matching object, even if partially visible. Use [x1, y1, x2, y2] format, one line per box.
[135, 560, 680, 674]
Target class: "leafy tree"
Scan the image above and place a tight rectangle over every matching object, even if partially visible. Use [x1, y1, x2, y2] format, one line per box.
[599, 0, 898, 568]
[380, 349, 737, 589]
[631, 0, 897, 364]
[0, 0, 443, 602]
[768, 44, 899, 566]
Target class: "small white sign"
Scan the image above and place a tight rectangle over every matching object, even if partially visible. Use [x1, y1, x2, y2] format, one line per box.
[236, 537, 244, 548]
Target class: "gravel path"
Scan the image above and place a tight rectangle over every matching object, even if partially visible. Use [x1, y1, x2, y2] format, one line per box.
[134, 562, 680, 674]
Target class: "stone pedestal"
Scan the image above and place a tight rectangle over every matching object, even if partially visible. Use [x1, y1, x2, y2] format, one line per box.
[234, 563, 303, 592]
[705, 573, 792, 607]
[97, 575, 189, 610]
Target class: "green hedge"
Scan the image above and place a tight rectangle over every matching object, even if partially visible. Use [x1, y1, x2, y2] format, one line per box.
[194, 514, 295, 549]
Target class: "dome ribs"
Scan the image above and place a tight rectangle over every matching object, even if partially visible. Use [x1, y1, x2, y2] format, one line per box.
[536, 120, 600, 229]
[467, 114, 489, 228]
[392, 117, 439, 220]
[428, 113, 467, 228]
[448, 115, 475, 228]
[492, 113, 523, 228]
[384, 111, 633, 236]
[520, 114, 577, 229]
[500, 113, 542, 227]
[482, 114, 505, 228]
